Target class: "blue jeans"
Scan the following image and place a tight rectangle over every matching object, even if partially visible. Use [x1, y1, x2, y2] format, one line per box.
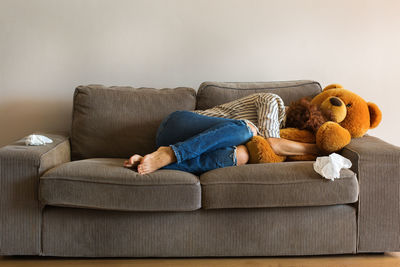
[155, 111, 254, 174]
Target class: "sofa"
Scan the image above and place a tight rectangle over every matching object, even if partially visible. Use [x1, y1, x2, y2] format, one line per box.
[1, 80, 399, 257]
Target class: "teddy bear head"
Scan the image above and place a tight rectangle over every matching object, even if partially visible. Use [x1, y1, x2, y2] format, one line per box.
[310, 84, 382, 138]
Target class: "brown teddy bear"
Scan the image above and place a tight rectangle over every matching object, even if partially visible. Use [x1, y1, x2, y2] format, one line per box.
[246, 84, 382, 163]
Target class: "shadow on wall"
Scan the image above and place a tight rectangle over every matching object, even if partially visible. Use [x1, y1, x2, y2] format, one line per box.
[0, 100, 72, 147]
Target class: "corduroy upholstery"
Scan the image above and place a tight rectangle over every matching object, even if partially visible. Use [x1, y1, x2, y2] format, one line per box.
[201, 162, 359, 209]
[42, 205, 356, 257]
[71, 85, 196, 160]
[0, 134, 70, 255]
[342, 135, 400, 252]
[40, 158, 201, 212]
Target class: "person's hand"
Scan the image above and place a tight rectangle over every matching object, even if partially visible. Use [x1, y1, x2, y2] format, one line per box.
[247, 122, 258, 136]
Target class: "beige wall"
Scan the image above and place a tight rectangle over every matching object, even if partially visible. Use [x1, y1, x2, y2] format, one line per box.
[1, 0, 399, 147]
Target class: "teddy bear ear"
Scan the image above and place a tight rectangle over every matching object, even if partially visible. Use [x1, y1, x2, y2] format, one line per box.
[368, 102, 382, 129]
[323, 84, 344, 91]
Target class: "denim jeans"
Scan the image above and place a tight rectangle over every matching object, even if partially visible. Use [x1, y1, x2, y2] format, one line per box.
[155, 110, 254, 174]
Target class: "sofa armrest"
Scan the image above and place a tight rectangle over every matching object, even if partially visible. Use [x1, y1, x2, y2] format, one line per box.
[0, 134, 70, 255]
[342, 135, 400, 252]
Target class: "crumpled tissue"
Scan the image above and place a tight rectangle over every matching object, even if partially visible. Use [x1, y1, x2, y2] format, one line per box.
[25, 134, 53, 146]
[313, 153, 352, 181]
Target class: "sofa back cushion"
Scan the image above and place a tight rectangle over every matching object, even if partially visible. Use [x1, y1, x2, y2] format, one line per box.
[196, 80, 322, 110]
[71, 85, 196, 160]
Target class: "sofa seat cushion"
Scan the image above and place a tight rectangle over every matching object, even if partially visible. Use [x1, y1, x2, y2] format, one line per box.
[40, 158, 201, 212]
[200, 162, 359, 209]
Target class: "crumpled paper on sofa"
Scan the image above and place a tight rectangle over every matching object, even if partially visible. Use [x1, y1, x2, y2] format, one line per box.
[313, 153, 352, 181]
[25, 134, 53, 146]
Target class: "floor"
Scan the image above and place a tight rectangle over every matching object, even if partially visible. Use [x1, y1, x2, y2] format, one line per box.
[1, 253, 400, 267]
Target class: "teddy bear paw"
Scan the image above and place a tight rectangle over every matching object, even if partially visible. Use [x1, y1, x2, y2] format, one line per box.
[316, 122, 351, 154]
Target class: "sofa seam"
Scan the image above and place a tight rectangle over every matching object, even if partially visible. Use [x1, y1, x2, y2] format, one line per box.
[78, 85, 196, 94]
[42, 202, 200, 213]
[203, 202, 358, 210]
[200, 176, 355, 186]
[40, 176, 200, 187]
[201, 81, 320, 91]
[197, 81, 321, 100]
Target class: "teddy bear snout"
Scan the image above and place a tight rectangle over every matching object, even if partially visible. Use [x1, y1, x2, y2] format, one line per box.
[329, 97, 342, 107]
[320, 97, 347, 123]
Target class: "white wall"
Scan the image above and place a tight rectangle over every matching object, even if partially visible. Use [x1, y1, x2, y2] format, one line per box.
[1, 0, 399, 147]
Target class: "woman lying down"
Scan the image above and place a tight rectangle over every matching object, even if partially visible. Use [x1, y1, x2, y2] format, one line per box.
[124, 93, 318, 175]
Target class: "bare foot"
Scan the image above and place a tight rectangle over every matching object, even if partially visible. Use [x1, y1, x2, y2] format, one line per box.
[137, 146, 177, 174]
[124, 154, 143, 168]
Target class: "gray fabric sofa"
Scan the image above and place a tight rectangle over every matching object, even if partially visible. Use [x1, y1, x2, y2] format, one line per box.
[1, 80, 399, 257]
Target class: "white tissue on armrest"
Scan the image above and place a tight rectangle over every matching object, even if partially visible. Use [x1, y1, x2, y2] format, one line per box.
[313, 153, 352, 181]
[25, 134, 53, 146]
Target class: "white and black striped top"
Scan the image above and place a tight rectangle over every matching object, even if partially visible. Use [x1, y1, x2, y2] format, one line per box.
[194, 93, 286, 138]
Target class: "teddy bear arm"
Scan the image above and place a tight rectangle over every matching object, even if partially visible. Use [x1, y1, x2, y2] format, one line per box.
[316, 122, 351, 153]
[280, 128, 316, 143]
[286, 154, 317, 161]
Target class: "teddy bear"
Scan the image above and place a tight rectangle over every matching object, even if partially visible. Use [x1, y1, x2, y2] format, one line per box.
[245, 84, 382, 164]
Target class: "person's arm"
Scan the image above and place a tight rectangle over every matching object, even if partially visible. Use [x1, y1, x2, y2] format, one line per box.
[255, 94, 285, 139]
[255, 94, 318, 156]
[267, 137, 318, 156]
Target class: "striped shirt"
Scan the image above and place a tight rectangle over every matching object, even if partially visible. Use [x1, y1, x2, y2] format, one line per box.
[194, 93, 286, 138]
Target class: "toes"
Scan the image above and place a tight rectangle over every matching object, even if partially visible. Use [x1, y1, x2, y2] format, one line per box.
[136, 154, 161, 174]
[138, 163, 152, 175]
[140, 167, 152, 175]
[138, 164, 146, 174]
